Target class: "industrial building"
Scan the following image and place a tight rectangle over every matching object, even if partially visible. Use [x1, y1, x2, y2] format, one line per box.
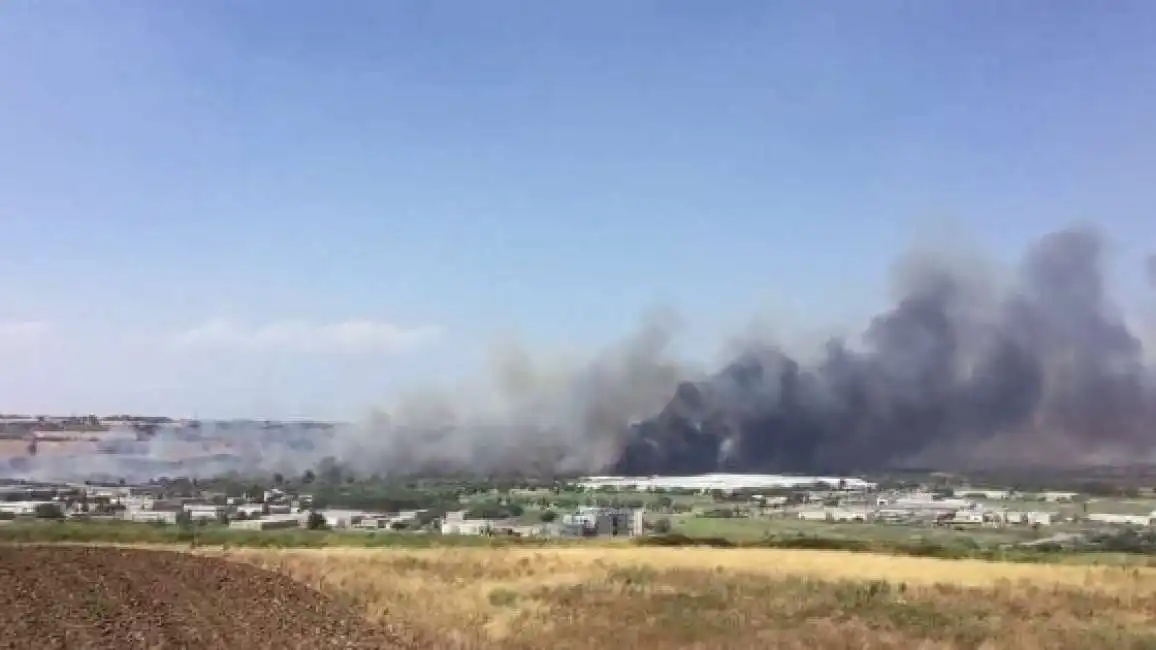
[579, 473, 877, 493]
[183, 504, 226, 522]
[126, 510, 178, 524]
[0, 501, 54, 516]
[1086, 513, 1154, 526]
[439, 506, 645, 538]
[562, 506, 645, 537]
[229, 515, 302, 531]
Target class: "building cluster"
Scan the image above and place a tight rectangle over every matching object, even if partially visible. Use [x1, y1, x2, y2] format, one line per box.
[0, 482, 310, 529]
[0, 484, 82, 516]
[0, 481, 649, 539]
[789, 488, 1153, 528]
[439, 505, 645, 538]
[119, 487, 307, 530]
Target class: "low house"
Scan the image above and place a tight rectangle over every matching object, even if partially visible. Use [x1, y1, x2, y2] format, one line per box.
[999, 511, 1053, 525]
[828, 508, 870, 523]
[0, 501, 54, 516]
[355, 517, 389, 529]
[1028, 512, 1054, 526]
[121, 495, 155, 511]
[126, 510, 178, 524]
[753, 495, 788, 508]
[947, 510, 989, 526]
[235, 504, 265, 518]
[183, 503, 226, 522]
[959, 489, 1011, 500]
[320, 509, 365, 529]
[1041, 492, 1079, 503]
[229, 515, 301, 531]
[1087, 513, 1151, 526]
[441, 519, 494, 536]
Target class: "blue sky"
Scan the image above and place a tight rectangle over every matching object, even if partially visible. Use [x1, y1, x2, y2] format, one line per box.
[2, 2, 1155, 418]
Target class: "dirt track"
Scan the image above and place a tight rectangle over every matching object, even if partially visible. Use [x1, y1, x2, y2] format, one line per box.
[0, 546, 404, 650]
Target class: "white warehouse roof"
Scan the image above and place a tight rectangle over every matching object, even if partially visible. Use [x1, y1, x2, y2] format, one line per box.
[578, 473, 876, 492]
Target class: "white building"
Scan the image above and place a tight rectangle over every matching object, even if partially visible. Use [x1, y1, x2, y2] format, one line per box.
[950, 511, 987, 525]
[229, 515, 301, 531]
[579, 473, 877, 493]
[797, 510, 829, 521]
[1001, 511, 1054, 526]
[629, 508, 645, 536]
[441, 519, 494, 536]
[126, 510, 178, 524]
[958, 489, 1011, 500]
[1087, 513, 1151, 526]
[235, 504, 265, 518]
[121, 495, 156, 511]
[829, 508, 870, 523]
[320, 509, 365, 529]
[183, 504, 226, 522]
[0, 501, 54, 516]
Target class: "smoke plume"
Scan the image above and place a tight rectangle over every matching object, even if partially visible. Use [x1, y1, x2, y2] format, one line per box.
[6, 225, 1156, 481]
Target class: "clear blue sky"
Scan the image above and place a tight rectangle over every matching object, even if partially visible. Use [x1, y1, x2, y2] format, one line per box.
[2, 2, 1155, 418]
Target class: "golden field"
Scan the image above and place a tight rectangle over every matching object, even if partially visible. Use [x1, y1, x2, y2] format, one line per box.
[204, 545, 1156, 649]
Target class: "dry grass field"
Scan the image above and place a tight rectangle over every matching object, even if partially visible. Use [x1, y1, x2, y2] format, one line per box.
[207, 545, 1156, 649]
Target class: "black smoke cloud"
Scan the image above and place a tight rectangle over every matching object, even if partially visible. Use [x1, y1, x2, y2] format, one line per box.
[617, 226, 1156, 474]
[6, 226, 1155, 481]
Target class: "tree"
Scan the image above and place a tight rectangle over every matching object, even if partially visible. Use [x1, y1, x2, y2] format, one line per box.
[317, 457, 343, 485]
[306, 511, 328, 530]
[932, 486, 955, 498]
[244, 485, 264, 503]
[539, 510, 558, 523]
[33, 503, 64, 520]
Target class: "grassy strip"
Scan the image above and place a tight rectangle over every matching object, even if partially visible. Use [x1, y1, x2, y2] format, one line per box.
[637, 532, 1156, 565]
[5, 521, 1154, 566]
[220, 546, 1156, 649]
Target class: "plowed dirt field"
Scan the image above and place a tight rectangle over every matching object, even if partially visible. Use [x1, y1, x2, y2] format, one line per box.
[0, 546, 404, 650]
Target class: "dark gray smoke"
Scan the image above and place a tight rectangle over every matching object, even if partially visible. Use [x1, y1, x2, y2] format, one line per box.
[6, 226, 1155, 481]
[616, 226, 1156, 474]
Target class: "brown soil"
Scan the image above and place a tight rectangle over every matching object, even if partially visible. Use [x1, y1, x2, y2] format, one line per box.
[0, 546, 408, 650]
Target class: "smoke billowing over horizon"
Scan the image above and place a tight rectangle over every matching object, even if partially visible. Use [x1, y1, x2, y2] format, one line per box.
[6, 225, 1156, 482]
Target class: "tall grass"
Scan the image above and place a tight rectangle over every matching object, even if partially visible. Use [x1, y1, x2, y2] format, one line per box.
[211, 546, 1156, 649]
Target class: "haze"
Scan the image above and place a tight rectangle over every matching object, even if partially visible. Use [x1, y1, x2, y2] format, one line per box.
[3, 2, 1156, 425]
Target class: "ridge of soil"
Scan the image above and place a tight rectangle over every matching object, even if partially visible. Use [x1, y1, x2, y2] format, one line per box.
[0, 545, 408, 650]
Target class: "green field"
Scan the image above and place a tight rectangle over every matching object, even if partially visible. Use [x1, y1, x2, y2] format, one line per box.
[965, 497, 1156, 519]
[5, 519, 1156, 567]
[672, 515, 1045, 546]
